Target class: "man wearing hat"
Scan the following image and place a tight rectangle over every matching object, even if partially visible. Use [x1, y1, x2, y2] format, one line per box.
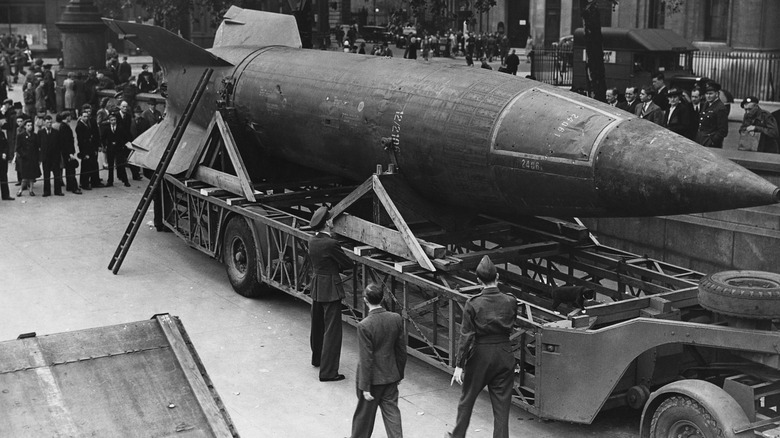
[447, 256, 518, 438]
[739, 96, 779, 154]
[308, 206, 352, 382]
[696, 81, 729, 148]
[664, 87, 694, 140]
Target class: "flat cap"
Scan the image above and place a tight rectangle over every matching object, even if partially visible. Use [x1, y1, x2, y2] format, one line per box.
[310, 206, 331, 230]
[741, 96, 759, 108]
[476, 255, 497, 282]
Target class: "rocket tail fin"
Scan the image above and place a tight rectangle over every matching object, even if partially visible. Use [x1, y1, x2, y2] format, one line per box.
[214, 6, 302, 48]
[102, 19, 233, 70]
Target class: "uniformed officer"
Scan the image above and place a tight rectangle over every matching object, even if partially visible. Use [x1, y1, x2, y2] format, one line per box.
[696, 81, 729, 148]
[308, 206, 352, 382]
[739, 96, 779, 154]
[447, 256, 518, 438]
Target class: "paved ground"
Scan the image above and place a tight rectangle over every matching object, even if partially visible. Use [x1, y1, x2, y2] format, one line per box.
[0, 53, 642, 438]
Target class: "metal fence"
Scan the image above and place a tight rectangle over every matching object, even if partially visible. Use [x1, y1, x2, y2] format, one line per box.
[530, 48, 574, 86]
[531, 48, 780, 102]
[692, 51, 780, 101]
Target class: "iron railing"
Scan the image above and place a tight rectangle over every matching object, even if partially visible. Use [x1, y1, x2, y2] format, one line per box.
[531, 48, 779, 101]
[692, 51, 779, 101]
[530, 48, 574, 86]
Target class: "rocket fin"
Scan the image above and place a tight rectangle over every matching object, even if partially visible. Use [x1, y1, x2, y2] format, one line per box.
[214, 6, 302, 48]
[102, 19, 233, 68]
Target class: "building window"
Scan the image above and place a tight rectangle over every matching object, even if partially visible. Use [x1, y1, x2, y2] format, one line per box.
[704, 0, 728, 42]
[544, 0, 561, 47]
[648, 0, 665, 29]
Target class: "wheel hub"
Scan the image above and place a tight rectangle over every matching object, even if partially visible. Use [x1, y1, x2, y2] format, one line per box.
[668, 420, 704, 438]
[232, 240, 247, 272]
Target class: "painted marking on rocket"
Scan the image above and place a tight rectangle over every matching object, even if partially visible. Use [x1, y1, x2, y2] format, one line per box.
[390, 111, 404, 147]
[553, 113, 580, 138]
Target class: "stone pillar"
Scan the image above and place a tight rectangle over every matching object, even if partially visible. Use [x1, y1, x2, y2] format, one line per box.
[55, 0, 107, 111]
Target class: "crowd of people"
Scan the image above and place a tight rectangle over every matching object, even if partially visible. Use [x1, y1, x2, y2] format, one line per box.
[604, 73, 779, 153]
[1, 43, 164, 202]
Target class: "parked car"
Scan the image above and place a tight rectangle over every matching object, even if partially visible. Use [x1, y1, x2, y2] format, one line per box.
[361, 25, 393, 43]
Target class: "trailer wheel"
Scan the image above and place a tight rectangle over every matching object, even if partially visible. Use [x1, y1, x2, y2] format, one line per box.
[649, 395, 725, 438]
[698, 270, 780, 319]
[223, 217, 268, 298]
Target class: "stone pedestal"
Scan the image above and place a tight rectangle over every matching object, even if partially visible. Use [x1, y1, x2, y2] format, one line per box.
[55, 0, 107, 111]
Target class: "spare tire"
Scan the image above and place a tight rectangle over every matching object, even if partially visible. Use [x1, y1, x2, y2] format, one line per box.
[698, 270, 780, 319]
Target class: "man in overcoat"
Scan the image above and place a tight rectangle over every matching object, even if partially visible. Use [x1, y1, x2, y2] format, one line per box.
[664, 88, 694, 140]
[447, 256, 518, 438]
[38, 115, 63, 196]
[102, 112, 130, 187]
[349, 283, 407, 438]
[308, 206, 352, 381]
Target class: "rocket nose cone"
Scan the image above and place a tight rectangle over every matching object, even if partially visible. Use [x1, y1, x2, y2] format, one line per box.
[594, 119, 779, 216]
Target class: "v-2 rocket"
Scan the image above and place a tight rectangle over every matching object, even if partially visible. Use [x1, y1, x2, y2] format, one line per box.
[104, 8, 779, 220]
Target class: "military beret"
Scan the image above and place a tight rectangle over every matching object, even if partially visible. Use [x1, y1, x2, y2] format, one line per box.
[741, 96, 759, 108]
[476, 255, 497, 282]
[310, 206, 331, 230]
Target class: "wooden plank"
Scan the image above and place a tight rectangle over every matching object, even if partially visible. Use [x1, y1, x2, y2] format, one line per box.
[199, 187, 232, 197]
[185, 114, 217, 179]
[215, 112, 256, 202]
[155, 314, 234, 438]
[193, 166, 244, 196]
[333, 214, 415, 260]
[373, 176, 435, 271]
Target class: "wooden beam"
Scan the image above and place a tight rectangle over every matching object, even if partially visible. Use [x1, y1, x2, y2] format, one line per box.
[215, 112, 256, 202]
[185, 114, 217, 179]
[193, 166, 244, 196]
[373, 176, 435, 271]
[332, 213, 444, 261]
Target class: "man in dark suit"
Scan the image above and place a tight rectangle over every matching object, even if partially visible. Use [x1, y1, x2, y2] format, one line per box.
[56, 111, 81, 194]
[617, 86, 640, 115]
[308, 206, 352, 382]
[102, 112, 130, 187]
[664, 88, 694, 139]
[652, 72, 669, 111]
[76, 109, 99, 190]
[0, 118, 13, 200]
[636, 86, 665, 126]
[117, 100, 141, 181]
[447, 256, 518, 438]
[37, 115, 64, 196]
[689, 88, 703, 139]
[349, 283, 407, 438]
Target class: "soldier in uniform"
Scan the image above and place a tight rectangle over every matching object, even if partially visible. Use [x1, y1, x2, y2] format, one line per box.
[739, 96, 779, 154]
[447, 256, 518, 438]
[696, 81, 729, 148]
[308, 206, 352, 382]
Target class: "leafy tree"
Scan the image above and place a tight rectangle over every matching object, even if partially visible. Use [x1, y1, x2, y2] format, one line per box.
[135, 0, 235, 40]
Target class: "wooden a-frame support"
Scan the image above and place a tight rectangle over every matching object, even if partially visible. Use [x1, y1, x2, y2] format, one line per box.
[185, 111, 258, 202]
[329, 172, 447, 272]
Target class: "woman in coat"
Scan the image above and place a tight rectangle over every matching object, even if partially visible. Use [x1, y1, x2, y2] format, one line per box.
[14, 118, 39, 196]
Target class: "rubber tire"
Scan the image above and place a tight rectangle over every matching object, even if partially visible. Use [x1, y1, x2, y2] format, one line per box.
[698, 270, 780, 320]
[649, 395, 724, 438]
[223, 217, 267, 298]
